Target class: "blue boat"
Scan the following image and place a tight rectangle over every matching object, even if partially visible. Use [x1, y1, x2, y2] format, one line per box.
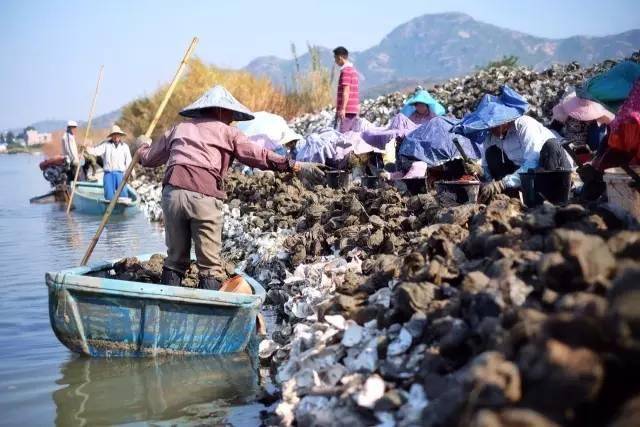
[45, 254, 265, 357]
[72, 181, 140, 216]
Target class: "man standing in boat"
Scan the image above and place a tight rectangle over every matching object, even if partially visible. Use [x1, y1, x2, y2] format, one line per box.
[86, 125, 133, 200]
[136, 85, 325, 291]
[61, 120, 80, 183]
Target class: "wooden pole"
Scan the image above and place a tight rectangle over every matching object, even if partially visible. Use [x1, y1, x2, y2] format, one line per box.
[66, 65, 105, 213]
[80, 37, 198, 266]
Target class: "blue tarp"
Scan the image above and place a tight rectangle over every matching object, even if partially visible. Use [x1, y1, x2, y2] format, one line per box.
[399, 116, 482, 166]
[577, 61, 640, 113]
[451, 85, 529, 142]
[400, 89, 446, 117]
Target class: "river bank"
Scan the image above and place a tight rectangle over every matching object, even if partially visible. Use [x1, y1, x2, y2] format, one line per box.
[125, 52, 640, 426]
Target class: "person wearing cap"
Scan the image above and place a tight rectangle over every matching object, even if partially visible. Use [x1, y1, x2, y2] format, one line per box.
[86, 125, 132, 200]
[61, 120, 80, 183]
[333, 46, 360, 133]
[136, 85, 325, 291]
[402, 87, 447, 125]
[551, 91, 615, 152]
[479, 116, 573, 202]
[455, 86, 573, 203]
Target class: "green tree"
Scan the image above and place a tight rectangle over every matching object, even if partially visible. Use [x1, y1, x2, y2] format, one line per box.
[5, 131, 15, 144]
[481, 55, 519, 70]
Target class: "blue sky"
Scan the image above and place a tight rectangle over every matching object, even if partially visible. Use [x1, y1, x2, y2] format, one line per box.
[1, 0, 638, 130]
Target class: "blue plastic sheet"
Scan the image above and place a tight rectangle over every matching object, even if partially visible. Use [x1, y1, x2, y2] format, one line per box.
[451, 85, 529, 142]
[399, 116, 482, 166]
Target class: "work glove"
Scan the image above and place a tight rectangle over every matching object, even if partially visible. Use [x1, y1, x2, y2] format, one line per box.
[294, 162, 326, 187]
[464, 160, 483, 177]
[479, 180, 505, 204]
[135, 135, 152, 149]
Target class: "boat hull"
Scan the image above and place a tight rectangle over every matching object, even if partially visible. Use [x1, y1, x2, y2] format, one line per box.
[46, 255, 265, 357]
[72, 181, 139, 216]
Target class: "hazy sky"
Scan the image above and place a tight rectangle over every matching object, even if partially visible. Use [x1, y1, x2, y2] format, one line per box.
[1, 0, 639, 130]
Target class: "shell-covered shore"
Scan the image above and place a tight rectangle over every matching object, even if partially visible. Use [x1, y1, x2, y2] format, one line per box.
[129, 52, 640, 426]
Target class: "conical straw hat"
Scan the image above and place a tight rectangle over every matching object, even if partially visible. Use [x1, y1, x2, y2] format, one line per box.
[180, 85, 255, 121]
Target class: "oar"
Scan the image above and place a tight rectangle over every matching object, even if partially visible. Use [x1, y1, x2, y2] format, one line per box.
[80, 37, 199, 266]
[66, 65, 104, 214]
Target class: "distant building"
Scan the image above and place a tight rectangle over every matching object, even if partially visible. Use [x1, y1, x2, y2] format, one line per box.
[25, 129, 52, 146]
[0, 144, 7, 153]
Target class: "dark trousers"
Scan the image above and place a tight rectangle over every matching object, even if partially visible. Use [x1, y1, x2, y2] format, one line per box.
[485, 138, 572, 180]
[67, 163, 78, 184]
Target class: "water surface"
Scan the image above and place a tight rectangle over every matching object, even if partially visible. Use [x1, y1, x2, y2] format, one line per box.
[0, 154, 263, 426]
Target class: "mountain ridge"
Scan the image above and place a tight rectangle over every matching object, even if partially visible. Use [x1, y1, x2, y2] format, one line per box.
[244, 12, 640, 90]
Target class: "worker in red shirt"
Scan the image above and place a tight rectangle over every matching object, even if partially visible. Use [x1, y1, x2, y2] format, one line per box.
[333, 46, 360, 133]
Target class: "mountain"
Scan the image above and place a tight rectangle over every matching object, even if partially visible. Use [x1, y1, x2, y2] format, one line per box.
[244, 12, 640, 91]
[5, 108, 121, 134]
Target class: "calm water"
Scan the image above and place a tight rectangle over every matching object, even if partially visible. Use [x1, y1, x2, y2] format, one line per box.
[0, 154, 263, 426]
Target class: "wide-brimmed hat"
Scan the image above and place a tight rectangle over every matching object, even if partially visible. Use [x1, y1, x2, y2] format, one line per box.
[236, 111, 302, 145]
[453, 85, 529, 137]
[108, 125, 127, 137]
[180, 85, 255, 121]
[404, 88, 446, 116]
[281, 127, 303, 145]
[67, 120, 78, 127]
[552, 92, 615, 124]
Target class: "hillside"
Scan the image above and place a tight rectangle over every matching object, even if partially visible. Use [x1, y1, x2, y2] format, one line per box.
[245, 12, 640, 90]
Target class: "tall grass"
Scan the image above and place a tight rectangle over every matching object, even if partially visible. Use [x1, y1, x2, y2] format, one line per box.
[118, 49, 333, 138]
[287, 44, 334, 116]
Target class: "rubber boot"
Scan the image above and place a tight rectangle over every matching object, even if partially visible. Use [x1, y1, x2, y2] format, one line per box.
[161, 267, 184, 286]
[198, 275, 221, 291]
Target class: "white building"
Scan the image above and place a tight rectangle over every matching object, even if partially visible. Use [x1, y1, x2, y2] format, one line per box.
[25, 129, 52, 146]
[0, 144, 7, 153]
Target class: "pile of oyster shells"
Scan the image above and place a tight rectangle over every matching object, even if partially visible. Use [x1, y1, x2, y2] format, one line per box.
[126, 51, 640, 427]
[224, 173, 640, 427]
[289, 51, 640, 137]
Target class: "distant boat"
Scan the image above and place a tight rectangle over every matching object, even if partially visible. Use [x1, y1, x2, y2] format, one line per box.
[45, 254, 265, 357]
[72, 181, 139, 215]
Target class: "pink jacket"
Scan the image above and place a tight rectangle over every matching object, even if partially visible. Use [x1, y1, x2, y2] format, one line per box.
[138, 118, 290, 175]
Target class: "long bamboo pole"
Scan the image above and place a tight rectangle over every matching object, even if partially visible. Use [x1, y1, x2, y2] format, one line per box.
[80, 37, 198, 265]
[66, 65, 105, 214]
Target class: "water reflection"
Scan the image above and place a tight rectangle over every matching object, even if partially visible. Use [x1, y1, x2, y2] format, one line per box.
[53, 353, 259, 426]
[0, 155, 263, 426]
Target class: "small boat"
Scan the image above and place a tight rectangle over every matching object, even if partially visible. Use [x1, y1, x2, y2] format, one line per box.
[45, 254, 265, 357]
[30, 184, 69, 204]
[72, 181, 140, 215]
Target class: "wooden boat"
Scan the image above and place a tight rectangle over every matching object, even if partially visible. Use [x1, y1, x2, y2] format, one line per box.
[30, 184, 69, 204]
[72, 181, 139, 215]
[45, 254, 265, 357]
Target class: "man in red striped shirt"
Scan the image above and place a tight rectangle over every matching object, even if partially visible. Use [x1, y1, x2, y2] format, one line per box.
[333, 46, 360, 133]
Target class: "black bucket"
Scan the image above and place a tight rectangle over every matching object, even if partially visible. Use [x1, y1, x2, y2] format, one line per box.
[435, 180, 480, 204]
[402, 178, 428, 195]
[361, 176, 381, 189]
[326, 170, 351, 189]
[519, 170, 572, 207]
